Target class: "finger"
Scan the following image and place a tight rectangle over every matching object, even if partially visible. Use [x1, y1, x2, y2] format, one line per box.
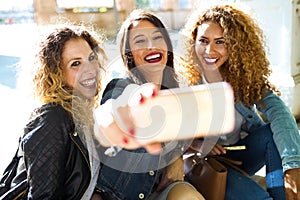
[215, 144, 226, 154]
[210, 147, 221, 155]
[96, 121, 128, 147]
[143, 142, 162, 155]
[128, 83, 158, 106]
[94, 104, 138, 148]
[116, 105, 135, 136]
[139, 83, 158, 98]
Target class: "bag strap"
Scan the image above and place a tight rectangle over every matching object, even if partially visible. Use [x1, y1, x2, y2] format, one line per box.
[14, 137, 21, 158]
[186, 153, 250, 177]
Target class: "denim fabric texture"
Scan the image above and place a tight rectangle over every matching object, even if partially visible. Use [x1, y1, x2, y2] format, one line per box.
[224, 124, 286, 200]
[98, 148, 161, 200]
[235, 91, 300, 172]
[97, 78, 186, 200]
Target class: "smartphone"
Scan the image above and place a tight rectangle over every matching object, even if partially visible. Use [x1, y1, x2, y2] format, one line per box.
[130, 82, 235, 144]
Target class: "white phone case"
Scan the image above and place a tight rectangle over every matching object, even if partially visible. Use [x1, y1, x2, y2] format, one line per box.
[130, 82, 235, 144]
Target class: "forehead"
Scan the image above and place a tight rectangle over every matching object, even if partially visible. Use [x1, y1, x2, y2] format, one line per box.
[62, 38, 92, 60]
[129, 20, 160, 36]
[197, 22, 223, 36]
[63, 38, 90, 52]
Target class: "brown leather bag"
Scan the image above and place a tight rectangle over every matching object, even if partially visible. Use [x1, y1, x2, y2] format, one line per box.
[184, 155, 227, 200]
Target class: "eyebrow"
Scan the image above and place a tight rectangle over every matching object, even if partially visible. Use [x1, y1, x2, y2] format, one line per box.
[133, 34, 144, 41]
[132, 30, 162, 41]
[66, 51, 94, 64]
[200, 36, 224, 40]
[215, 37, 225, 40]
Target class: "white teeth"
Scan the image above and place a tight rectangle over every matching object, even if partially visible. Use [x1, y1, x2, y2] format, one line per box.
[204, 58, 217, 63]
[81, 79, 96, 86]
[146, 54, 160, 60]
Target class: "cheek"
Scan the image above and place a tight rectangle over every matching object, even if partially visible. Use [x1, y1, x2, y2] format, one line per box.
[194, 44, 204, 58]
[63, 71, 76, 88]
[131, 50, 144, 65]
[220, 48, 228, 59]
[156, 40, 168, 51]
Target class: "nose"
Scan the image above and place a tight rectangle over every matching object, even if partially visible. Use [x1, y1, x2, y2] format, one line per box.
[205, 43, 215, 54]
[147, 39, 153, 49]
[82, 61, 97, 74]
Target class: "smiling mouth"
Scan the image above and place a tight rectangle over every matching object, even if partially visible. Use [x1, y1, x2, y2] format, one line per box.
[81, 78, 96, 87]
[204, 57, 218, 64]
[144, 53, 162, 63]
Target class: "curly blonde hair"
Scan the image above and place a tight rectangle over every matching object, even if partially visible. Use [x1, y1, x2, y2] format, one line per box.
[32, 24, 106, 128]
[181, 4, 279, 107]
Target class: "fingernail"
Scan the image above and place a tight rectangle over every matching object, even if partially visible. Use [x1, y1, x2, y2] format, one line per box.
[123, 138, 128, 144]
[151, 89, 156, 97]
[139, 94, 144, 104]
[129, 128, 135, 136]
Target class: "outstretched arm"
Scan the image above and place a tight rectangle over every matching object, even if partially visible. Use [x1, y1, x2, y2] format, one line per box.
[94, 82, 162, 154]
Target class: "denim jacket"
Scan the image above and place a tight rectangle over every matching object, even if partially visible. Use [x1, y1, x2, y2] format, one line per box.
[98, 148, 161, 200]
[98, 78, 185, 200]
[235, 91, 300, 171]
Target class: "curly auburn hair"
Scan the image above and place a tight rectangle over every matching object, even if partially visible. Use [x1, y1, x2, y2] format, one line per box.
[181, 4, 279, 107]
[33, 25, 106, 126]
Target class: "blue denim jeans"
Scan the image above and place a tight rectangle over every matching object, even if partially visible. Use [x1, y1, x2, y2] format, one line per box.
[224, 124, 285, 200]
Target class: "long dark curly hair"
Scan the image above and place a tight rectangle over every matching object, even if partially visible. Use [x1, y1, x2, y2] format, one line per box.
[181, 4, 279, 107]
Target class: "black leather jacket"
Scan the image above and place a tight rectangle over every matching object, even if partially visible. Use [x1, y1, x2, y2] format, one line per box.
[13, 103, 91, 199]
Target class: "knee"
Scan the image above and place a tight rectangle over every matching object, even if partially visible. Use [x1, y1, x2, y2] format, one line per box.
[166, 183, 205, 200]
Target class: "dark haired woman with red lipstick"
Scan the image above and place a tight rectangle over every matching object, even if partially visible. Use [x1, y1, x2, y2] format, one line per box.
[96, 9, 204, 200]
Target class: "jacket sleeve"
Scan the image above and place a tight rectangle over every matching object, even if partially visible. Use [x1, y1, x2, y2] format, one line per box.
[257, 91, 300, 168]
[22, 105, 73, 199]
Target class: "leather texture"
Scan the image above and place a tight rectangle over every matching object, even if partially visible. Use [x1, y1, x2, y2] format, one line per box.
[7, 103, 91, 199]
[184, 155, 227, 200]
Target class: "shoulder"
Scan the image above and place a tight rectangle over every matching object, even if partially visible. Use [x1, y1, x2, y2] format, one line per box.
[101, 78, 133, 104]
[30, 103, 73, 128]
[23, 103, 74, 146]
[103, 78, 133, 92]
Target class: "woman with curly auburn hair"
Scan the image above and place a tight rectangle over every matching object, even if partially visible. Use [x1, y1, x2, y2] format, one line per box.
[181, 4, 300, 200]
[0, 24, 161, 200]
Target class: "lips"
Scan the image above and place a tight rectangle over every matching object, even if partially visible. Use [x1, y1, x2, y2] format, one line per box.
[203, 57, 218, 64]
[144, 52, 163, 63]
[80, 77, 97, 88]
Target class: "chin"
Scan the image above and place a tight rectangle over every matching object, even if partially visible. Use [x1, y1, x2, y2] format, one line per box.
[202, 65, 219, 72]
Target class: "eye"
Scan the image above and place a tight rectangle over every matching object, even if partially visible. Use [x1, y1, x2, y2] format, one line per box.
[198, 38, 208, 44]
[71, 61, 80, 67]
[153, 35, 163, 40]
[89, 53, 96, 61]
[216, 40, 225, 45]
[135, 39, 146, 44]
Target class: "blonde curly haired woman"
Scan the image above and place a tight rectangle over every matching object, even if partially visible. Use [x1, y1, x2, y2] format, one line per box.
[0, 24, 160, 200]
